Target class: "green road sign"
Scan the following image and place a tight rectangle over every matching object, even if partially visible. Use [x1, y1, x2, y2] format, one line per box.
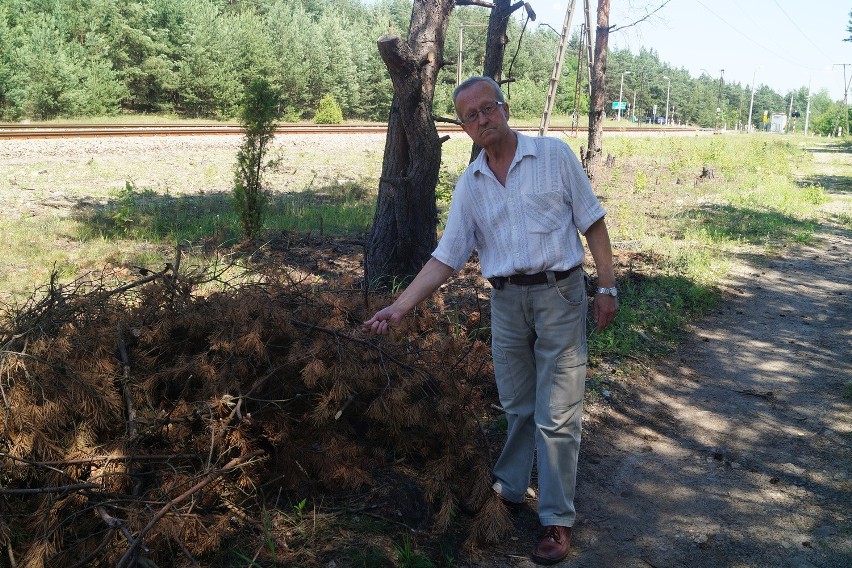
[611, 101, 627, 110]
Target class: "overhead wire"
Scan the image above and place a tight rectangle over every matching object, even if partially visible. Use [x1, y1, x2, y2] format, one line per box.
[694, 0, 819, 72]
[729, 0, 811, 62]
[770, 0, 834, 62]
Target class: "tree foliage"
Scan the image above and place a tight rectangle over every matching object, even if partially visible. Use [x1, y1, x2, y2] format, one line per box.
[0, 0, 842, 134]
[846, 9, 852, 42]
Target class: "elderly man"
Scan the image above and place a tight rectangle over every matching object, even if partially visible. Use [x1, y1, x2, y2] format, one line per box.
[363, 76, 618, 564]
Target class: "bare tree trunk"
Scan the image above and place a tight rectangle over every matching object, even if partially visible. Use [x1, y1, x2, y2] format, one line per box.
[470, 0, 529, 161]
[365, 1, 455, 289]
[482, 0, 513, 81]
[583, 0, 610, 182]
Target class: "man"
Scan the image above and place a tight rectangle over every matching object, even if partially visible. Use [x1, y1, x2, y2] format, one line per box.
[363, 76, 618, 564]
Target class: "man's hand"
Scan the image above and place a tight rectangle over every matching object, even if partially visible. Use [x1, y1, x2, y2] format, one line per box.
[593, 294, 618, 333]
[361, 258, 455, 336]
[584, 218, 618, 333]
[362, 306, 405, 335]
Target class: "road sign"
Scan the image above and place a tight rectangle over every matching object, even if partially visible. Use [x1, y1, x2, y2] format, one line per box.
[611, 101, 627, 110]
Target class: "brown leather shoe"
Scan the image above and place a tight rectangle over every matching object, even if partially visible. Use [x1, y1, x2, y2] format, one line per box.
[531, 525, 572, 565]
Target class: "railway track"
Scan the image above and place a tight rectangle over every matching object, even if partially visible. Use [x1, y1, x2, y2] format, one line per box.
[0, 122, 696, 140]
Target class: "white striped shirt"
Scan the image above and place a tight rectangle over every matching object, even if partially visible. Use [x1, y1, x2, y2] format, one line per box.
[433, 132, 606, 279]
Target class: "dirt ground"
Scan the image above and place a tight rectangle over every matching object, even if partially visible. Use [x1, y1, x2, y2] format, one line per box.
[468, 145, 852, 567]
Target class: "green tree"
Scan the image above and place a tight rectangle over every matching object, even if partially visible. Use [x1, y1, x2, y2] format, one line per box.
[14, 14, 77, 118]
[314, 93, 343, 124]
[217, 9, 274, 96]
[64, 58, 128, 116]
[266, 0, 317, 119]
[233, 77, 280, 240]
[102, 0, 180, 112]
[315, 10, 361, 116]
[175, 0, 236, 117]
[0, 4, 17, 118]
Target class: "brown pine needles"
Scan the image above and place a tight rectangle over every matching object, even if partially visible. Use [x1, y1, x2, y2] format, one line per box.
[0, 257, 502, 566]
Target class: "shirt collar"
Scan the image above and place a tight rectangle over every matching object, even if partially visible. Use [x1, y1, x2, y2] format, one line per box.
[471, 130, 537, 176]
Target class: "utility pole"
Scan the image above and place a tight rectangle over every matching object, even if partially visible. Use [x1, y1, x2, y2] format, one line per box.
[632, 89, 637, 124]
[539, 0, 579, 136]
[834, 63, 852, 137]
[747, 67, 760, 133]
[456, 23, 487, 87]
[715, 69, 724, 133]
[571, 24, 587, 133]
[804, 77, 812, 136]
[617, 71, 630, 121]
[582, 0, 594, 97]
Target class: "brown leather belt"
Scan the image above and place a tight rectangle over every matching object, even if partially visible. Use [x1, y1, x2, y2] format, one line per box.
[488, 265, 580, 290]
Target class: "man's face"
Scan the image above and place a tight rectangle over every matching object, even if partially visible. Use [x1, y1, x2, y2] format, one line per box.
[454, 81, 511, 149]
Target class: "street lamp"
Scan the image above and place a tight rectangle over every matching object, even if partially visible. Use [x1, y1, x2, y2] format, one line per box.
[804, 75, 812, 136]
[618, 71, 631, 121]
[747, 67, 760, 133]
[538, 22, 561, 37]
[663, 75, 671, 126]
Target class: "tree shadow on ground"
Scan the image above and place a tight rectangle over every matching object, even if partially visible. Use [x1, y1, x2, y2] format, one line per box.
[800, 143, 852, 194]
[70, 186, 374, 246]
[803, 140, 852, 153]
[797, 174, 852, 194]
[676, 204, 819, 245]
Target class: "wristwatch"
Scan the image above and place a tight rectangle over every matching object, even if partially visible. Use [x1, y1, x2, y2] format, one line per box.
[596, 286, 618, 297]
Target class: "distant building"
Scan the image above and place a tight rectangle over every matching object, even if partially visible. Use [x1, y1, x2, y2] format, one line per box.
[769, 113, 787, 133]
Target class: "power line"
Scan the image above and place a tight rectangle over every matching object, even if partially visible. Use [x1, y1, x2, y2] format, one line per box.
[694, 0, 818, 72]
[730, 0, 814, 63]
[771, 0, 834, 62]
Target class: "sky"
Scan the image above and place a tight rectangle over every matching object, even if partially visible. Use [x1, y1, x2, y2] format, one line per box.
[526, 0, 852, 102]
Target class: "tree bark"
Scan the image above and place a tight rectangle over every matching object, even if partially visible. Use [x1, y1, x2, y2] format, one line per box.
[365, 1, 455, 289]
[584, 0, 610, 182]
[470, 0, 528, 162]
[482, 0, 513, 81]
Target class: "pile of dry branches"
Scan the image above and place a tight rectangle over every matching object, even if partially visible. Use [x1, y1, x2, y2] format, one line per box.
[0, 256, 508, 566]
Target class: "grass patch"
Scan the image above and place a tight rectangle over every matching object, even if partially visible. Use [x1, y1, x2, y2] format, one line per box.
[589, 262, 721, 360]
[73, 180, 376, 245]
[680, 204, 821, 246]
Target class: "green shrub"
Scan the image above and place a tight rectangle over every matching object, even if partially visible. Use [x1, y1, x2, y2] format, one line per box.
[233, 77, 280, 239]
[314, 93, 343, 124]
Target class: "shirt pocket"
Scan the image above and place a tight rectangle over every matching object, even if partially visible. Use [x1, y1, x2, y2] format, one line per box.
[522, 190, 566, 233]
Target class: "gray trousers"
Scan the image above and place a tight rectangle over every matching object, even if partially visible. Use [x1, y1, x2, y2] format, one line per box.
[490, 268, 588, 527]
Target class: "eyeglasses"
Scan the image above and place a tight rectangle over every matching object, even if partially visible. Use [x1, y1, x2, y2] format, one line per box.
[459, 101, 504, 125]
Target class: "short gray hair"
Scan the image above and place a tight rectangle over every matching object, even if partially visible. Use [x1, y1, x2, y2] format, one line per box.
[452, 76, 505, 105]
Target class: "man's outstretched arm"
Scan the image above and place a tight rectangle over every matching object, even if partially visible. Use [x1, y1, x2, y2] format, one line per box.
[362, 257, 456, 335]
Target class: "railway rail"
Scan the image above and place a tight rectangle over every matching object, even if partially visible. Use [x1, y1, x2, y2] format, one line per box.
[0, 122, 697, 140]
